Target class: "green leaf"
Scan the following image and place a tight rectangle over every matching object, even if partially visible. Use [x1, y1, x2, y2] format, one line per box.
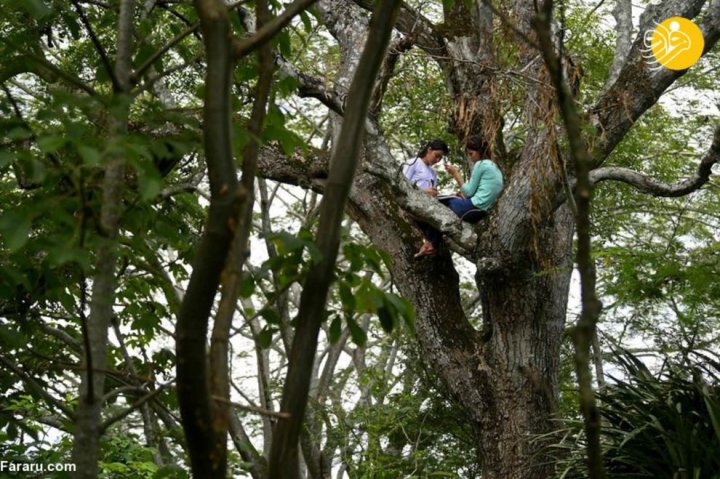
[385, 292, 415, 333]
[47, 246, 92, 270]
[153, 465, 189, 479]
[329, 315, 342, 344]
[239, 273, 255, 298]
[61, 11, 82, 39]
[338, 282, 356, 311]
[14, 0, 51, 18]
[138, 171, 162, 200]
[0, 210, 32, 251]
[299, 10, 313, 32]
[0, 150, 15, 167]
[377, 304, 395, 333]
[257, 327, 273, 349]
[346, 317, 367, 346]
[277, 30, 292, 57]
[260, 308, 280, 325]
[6, 127, 32, 141]
[77, 144, 102, 166]
[0, 325, 25, 349]
[37, 135, 67, 153]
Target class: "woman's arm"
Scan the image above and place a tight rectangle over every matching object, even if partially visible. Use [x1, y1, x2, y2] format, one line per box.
[460, 161, 483, 197]
[445, 163, 464, 186]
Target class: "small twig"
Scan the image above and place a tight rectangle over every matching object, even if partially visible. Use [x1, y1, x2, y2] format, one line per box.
[233, 0, 320, 59]
[132, 23, 200, 83]
[211, 396, 291, 419]
[101, 385, 170, 431]
[133, 0, 250, 84]
[71, 0, 120, 91]
[0, 355, 75, 419]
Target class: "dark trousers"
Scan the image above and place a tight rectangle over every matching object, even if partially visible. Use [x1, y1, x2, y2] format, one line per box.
[419, 198, 481, 246]
[418, 221, 441, 247]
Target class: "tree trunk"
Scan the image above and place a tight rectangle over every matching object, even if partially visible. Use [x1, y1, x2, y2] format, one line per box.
[71, 0, 136, 476]
[477, 209, 574, 477]
[347, 162, 574, 477]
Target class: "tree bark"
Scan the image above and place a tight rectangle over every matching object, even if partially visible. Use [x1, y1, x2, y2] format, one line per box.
[71, 1, 136, 477]
[177, 1, 240, 476]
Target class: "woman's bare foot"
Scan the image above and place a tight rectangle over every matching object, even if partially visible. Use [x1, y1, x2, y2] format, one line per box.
[414, 241, 437, 258]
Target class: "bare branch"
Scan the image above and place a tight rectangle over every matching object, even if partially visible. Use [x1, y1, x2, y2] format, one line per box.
[233, 0, 320, 59]
[41, 324, 82, 353]
[351, 0, 446, 59]
[370, 34, 415, 117]
[132, 23, 200, 84]
[276, 57, 345, 115]
[228, 412, 268, 479]
[177, 0, 242, 474]
[101, 386, 169, 432]
[590, 125, 720, 196]
[1, 51, 99, 97]
[0, 355, 75, 419]
[269, 0, 402, 475]
[71, 0, 120, 91]
[132, 0, 248, 84]
[212, 396, 291, 419]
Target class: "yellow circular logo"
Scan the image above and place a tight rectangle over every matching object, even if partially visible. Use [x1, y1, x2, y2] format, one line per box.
[644, 17, 704, 71]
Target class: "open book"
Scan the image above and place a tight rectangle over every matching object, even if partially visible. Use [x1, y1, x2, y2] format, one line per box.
[437, 194, 460, 204]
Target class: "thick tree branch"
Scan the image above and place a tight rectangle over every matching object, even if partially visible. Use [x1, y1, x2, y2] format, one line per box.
[209, 0, 274, 472]
[351, 0, 446, 60]
[606, 0, 633, 87]
[255, 142, 480, 257]
[591, 0, 719, 160]
[276, 57, 346, 115]
[71, 0, 136, 476]
[176, 0, 241, 477]
[590, 125, 720, 195]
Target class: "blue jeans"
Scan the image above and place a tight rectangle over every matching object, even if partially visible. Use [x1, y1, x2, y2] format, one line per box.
[447, 197, 476, 217]
[418, 222, 441, 247]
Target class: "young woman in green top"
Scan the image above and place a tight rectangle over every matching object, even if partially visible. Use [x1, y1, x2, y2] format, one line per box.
[444, 135, 503, 218]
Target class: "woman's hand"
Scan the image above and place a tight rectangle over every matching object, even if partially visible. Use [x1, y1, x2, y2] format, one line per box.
[444, 163, 464, 186]
[424, 187, 438, 197]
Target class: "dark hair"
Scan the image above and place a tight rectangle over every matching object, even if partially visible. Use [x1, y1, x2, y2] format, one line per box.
[466, 135, 491, 159]
[417, 139, 449, 158]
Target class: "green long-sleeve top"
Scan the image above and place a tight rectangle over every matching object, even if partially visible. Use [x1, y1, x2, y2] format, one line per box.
[460, 159, 504, 210]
